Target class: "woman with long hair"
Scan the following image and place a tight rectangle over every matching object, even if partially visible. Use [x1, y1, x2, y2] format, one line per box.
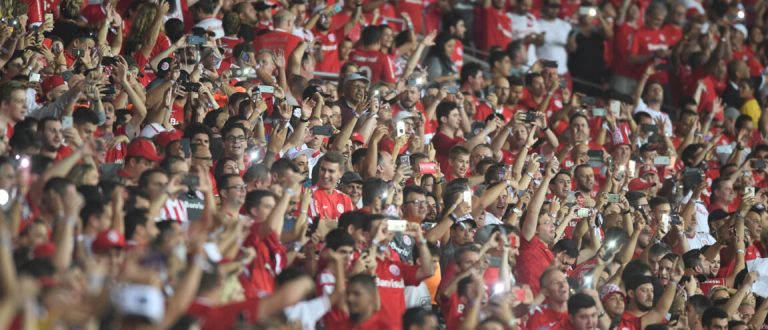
[124, 1, 171, 61]
[422, 32, 458, 83]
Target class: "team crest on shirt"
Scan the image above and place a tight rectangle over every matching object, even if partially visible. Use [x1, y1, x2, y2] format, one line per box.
[389, 264, 400, 276]
[329, 33, 336, 42]
[160, 61, 170, 71]
[554, 100, 563, 108]
[402, 235, 412, 246]
[336, 203, 344, 213]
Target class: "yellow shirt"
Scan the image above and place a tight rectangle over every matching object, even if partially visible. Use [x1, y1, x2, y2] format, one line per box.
[741, 98, 761, 127]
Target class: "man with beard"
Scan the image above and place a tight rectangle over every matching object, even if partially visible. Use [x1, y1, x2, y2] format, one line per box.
[474, 76, 519, 121]
[573, 164, 596, 202]
[566, 293, 609, 330]
[38, 117, 73, 160]
[311, 6, 360, 74]
[620, 270, 682, 330]
[632, 65, 673, 136]
[309, 151, 354, 220]
[325, 274, 390, 329]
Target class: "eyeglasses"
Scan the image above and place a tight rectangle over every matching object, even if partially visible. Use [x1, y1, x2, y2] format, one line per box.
[405, 200, 428, 206]
[224, 184, 247, 191]
[225, 135, 246, 143]
[193, 156, 213, 161]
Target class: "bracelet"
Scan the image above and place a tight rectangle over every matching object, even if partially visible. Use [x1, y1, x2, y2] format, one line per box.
[418, 237, 427, 245]
[737, 249, 746, 255]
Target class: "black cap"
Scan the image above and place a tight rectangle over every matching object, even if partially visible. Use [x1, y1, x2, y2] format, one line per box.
[340, 172, 363, 185]
[254, 1, 276, 11]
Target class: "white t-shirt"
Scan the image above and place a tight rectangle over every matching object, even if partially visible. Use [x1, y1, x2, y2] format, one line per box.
[537, 18, 571, 75]
[284, 295, 332, 330]
[633, 98, 674, 136]
[508, 12, 539, 66]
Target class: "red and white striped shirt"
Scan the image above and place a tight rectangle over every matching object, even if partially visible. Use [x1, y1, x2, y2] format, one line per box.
[157, 198, 188, 223]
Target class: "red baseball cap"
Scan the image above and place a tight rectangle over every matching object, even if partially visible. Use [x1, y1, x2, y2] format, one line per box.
[127, 138, 162, 162]
[42, 75, 66, 95]
[351, 132, 365, 145]
[92, 229, 126, 253]
[33, 242, 56, 258]
[153, 131, 181, 149]
[628, 178, 655, 192]
[638, 165, 658, 178]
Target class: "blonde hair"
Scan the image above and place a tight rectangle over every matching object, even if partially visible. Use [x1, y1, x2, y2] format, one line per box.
[67, 163, 97, 186]
[126, 3, 161, 44]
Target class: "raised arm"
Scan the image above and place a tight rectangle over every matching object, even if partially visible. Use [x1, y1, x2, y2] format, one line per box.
[522, 158, 558, 241]
[641, 256, 683, 328]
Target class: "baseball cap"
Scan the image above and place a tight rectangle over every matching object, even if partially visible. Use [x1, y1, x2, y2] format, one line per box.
[92, 229, 126, 253]
[153, 131, 181, 149]
[114, 284, 165, 324]
[638, 165, 658, 178]
[708, 209, 731, 224]
[628, 178, 655, 192]
[253, 1, 276, 11]
[344, 73, 370, 85]
[733, 24, 748, 38]
[156, 57, 173, 77]
[600, 283, 626, 302]
[340, 172, 363, 185]
[351, 132, 365, 145]
[127, 138, 162, 162]
[394, 111, 418, 124]
[42, 75, 66, 95]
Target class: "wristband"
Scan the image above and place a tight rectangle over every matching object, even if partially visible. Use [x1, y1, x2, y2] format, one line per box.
[737, 249, 746, 255]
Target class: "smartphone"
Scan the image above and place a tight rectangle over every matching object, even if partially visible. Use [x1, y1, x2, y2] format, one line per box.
[641, 124, 658, 134]
[419, 162, 437, 175]
[751, 159, 766, 170]
[587, 149, 604, 160]
[396, 121, 406, 137]
[187, 34, 207, 45]
[387, 219, 408, 232]
[607, 193, 620, 203]
[683, 168, 704, 188]
[715, 145, 733, 154]
[180, 138, 191, 157]
[29, 72, 41, 83]
[72, 48, 84, 58]
[182, 174, 199, 188]
[258, 85, 275, 94]
[745, 187, 756, 198]
[576, 208, 591, 218]
[311, 125, 333, 136]
[292, 107, 302, 118]
[182, 82, 201, 92]
[558, 79, 566, 89]
[333, 3, 343, 13]
[670, 214, 682, 226]
[463, 190, 472, 205]
[592, 108, 607, 117]
[581, 96, 596, 106]
[497, 166, 506, 181]
[62, 116, 73, 129]
[446, 85, 459, 94]
[240, 51, 250, 62]
[609, 100, 621, 116]
[101, 56, 118, 66]
[579, 6, 598, 16]
[654, 156, 670, 166]
[399, 155, 410, 168]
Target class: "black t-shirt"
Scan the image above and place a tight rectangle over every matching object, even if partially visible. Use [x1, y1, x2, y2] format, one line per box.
[567, 28, 608, 82]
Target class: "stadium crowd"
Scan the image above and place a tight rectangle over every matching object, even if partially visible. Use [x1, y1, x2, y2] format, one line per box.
[1, 0, 768, 328]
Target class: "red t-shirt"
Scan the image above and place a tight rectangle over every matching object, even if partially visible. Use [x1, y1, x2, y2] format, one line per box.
[612, 23, 638, 77]
[450, 39, 464, 74]
[474, 6, 513, 51]
[343, 252, 420, 329]
[526, 305, 570, 330]
[309, 187, 354, 220]
[516, 235, 555, 295]
[187, 297, 260, 330]
[617, 312, 643, 330]
[253, 29, 302, 57]
[441, 293, 466, 330]
[395, 0, 426, 34]
[630, 27, 670, 83]
[431, 131, 465, 175]
[348, 49, 396, 84]
[324, 308, 391, 330]
[314, 29, 343, 74]
[240, 222, 287, 298]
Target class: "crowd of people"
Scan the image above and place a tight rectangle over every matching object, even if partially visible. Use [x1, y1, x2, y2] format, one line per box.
[1, 0, 768, 328]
